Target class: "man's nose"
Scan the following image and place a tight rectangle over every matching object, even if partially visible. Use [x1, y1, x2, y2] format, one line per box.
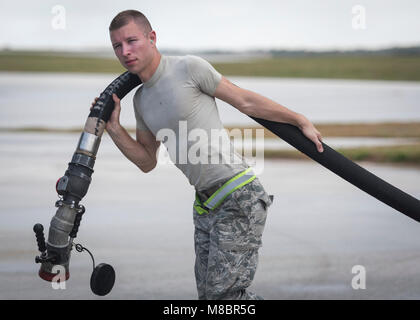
[122, 43, 131, 56]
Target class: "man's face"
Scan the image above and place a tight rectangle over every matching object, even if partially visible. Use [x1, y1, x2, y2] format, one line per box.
[110, 20, 154, 74]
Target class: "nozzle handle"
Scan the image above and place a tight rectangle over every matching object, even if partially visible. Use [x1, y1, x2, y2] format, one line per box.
[69, 205, 85, 238]
[33, 223, 46, 253]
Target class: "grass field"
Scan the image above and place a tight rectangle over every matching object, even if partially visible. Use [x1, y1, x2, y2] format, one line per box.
[213, 55, 420, 81]
[0, 51, 125, 73]
[1, 51, 420, 81]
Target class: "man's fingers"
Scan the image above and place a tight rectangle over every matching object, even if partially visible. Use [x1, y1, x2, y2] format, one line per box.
[316, 137, 324, 153]
[302, 122, 324, 153]
[112, 93, 120, 103]
[111, 94, 121, 112]
[317, 133, 323, 142]
[310, 133, 324, 153]
[318, 142, 324, 153]
[90, 97, 99, 110]
[91, 97, 99, 105]
[318, 133, 324, 152]
[313, 129, 324, 152]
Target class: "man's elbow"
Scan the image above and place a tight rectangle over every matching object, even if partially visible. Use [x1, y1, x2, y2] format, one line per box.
[235, 90, 260, 116]
[238, 91, 273, 119]
[138, 160, 157, 173]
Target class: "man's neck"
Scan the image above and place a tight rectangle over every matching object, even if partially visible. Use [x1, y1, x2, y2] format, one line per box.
[138, 51, 161, 83]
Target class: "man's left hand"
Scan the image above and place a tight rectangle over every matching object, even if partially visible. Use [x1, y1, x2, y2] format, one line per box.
[298, 116, 324, 153]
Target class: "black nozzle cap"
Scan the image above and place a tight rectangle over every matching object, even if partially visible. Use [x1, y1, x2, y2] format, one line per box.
[90, 263, 115, 296]
[33, 223, 44, 233]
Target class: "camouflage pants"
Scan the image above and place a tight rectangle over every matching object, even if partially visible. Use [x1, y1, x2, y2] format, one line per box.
[193, 177, 272, 300]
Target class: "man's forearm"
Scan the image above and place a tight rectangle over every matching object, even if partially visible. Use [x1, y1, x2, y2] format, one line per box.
[242, 90, 306, 128]
[242, 90, 324, 152]
[107, 125, 157, 172]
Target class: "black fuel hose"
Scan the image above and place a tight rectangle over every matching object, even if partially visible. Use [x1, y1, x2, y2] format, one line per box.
[89, 71, 142, 122]
[251, 117, 420, 223]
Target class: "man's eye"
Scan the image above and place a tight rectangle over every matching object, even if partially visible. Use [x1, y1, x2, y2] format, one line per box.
[113, 44, 121, 49]
[128, 39, 137, 43]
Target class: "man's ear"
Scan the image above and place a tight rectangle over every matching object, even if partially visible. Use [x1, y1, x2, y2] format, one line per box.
[148, 30, 157, 45]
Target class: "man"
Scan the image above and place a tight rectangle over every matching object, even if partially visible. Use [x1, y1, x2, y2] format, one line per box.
[98, 10, 323, 300]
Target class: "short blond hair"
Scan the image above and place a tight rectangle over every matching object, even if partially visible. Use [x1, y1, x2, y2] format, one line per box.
[109, 10, 152, 34]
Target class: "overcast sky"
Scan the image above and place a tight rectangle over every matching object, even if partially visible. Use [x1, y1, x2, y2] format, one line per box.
[1, 0, 419, 51]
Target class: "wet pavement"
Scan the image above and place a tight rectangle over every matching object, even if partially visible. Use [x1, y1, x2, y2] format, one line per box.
[1, 133, 420, 299]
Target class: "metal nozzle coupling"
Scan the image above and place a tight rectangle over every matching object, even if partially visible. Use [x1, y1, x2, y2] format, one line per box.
[76, 131, 101, 157]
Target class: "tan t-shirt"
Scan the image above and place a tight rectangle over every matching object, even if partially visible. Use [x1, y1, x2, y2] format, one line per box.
[133, 55, 248, 191]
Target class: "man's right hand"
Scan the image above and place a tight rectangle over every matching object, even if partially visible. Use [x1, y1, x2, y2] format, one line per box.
[106, 94, 122, 133]
[90, 94, 122, 133]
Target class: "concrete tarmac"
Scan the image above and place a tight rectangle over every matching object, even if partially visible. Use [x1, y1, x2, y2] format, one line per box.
[1, 133, 420, 299]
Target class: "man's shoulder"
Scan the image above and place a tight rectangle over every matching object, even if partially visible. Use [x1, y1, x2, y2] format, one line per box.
[165, 54, 199, 62]
[165, 54, 207, 69]
[160, 55, 203, 80]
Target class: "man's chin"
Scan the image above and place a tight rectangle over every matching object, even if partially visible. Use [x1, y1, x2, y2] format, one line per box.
[125, 64, 142, 75]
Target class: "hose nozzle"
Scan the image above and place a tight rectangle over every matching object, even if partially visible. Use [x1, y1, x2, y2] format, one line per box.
[33, 222, 70, 281]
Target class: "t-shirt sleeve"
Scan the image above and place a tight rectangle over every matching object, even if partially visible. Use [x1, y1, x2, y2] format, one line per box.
[133, 90, 151, 132]
[186, 55, 222, 96]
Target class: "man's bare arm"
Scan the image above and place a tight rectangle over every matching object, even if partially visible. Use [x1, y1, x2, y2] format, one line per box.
[107, 126, 160, 173]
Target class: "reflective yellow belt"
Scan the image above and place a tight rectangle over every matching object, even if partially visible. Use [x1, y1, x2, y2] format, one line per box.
[194, 168, 256, 215]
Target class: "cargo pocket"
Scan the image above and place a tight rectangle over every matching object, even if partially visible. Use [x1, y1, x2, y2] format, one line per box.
[231, 193, 269, 250]
[215, 208, 252, 252]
